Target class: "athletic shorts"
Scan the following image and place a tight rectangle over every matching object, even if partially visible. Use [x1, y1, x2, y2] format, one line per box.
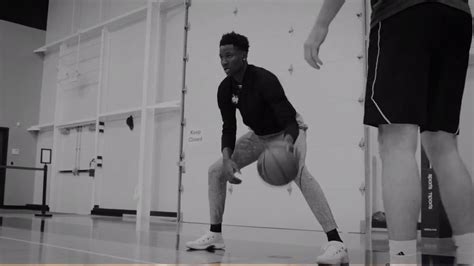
[364, 3, 472, 134]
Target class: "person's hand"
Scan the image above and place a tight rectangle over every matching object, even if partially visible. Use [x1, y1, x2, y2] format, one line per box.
[222, 158, 242, 184]
[304, 25, 328, 69]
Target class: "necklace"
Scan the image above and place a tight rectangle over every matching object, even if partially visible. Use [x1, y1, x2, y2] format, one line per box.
[232, 83, 242, 105]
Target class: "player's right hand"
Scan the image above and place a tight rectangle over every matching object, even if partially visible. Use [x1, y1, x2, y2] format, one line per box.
[223, 158, 242, 184]
[304, 25, 327, 69]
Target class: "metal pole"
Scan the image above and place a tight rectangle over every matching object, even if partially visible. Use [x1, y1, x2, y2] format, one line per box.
[41, 165, 48, 215]
[177, 0, 191, 229]
[362, 0, 373, 259]
[0, 165, 43, 171]
[35, 164, 52, 218]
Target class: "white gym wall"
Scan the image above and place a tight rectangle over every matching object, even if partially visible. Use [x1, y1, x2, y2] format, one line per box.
[35, 0, 182, 217]
[32, 0, 473, 235]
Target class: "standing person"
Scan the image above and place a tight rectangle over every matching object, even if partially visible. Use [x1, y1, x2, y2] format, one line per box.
[304, 0, 473, 264]
[186, 32, 349, 264]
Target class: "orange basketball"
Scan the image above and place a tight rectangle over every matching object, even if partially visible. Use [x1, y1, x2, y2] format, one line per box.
[257, 140, 299, 186]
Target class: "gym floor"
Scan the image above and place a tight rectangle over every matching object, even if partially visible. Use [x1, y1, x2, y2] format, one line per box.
[0, 209, 460, 265]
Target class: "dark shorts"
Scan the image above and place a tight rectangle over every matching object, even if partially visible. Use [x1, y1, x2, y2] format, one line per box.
[364, 3, 472, 133]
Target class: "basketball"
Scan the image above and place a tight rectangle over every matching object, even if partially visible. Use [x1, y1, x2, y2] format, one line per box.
[257, 140, 299, 186]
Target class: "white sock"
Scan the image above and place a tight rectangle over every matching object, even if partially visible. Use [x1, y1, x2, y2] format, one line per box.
[389, 239, 417, 256]
[453, 233, 474, 251]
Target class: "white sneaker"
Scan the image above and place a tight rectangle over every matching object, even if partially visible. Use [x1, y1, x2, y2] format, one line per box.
[185, 231, 225, 250]
[316, 241, 349, 264]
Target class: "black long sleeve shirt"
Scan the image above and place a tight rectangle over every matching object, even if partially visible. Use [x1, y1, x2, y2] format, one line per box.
[217, 64, 299, 151]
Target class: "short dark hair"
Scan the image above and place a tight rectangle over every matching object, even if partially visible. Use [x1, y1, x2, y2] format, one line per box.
[220, 32, 249, 52]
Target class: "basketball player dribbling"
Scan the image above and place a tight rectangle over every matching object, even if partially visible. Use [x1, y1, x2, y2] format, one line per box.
[185, 31, 349, 264]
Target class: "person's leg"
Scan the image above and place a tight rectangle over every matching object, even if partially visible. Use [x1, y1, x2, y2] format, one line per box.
[208, 131, 266, 224]
[421, 131, 473, 234]
[186, 131, 265, 249]
[290, 127, 348, 264]
[207, 158, 228, 226]
[421, 4, 473, 263]
[292, 130, 338, 234]
[421, 131, 473, 261]
[378, 124, 420, 257]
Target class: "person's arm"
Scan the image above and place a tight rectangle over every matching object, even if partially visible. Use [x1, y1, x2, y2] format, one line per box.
[304, 0, 345, 69]
[222, 147, 233, 161]
[260, 73, 299, 145]
[314, 0, 346, 28]
[217, 87, 237, 154]
[217, 83, 242, 184]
